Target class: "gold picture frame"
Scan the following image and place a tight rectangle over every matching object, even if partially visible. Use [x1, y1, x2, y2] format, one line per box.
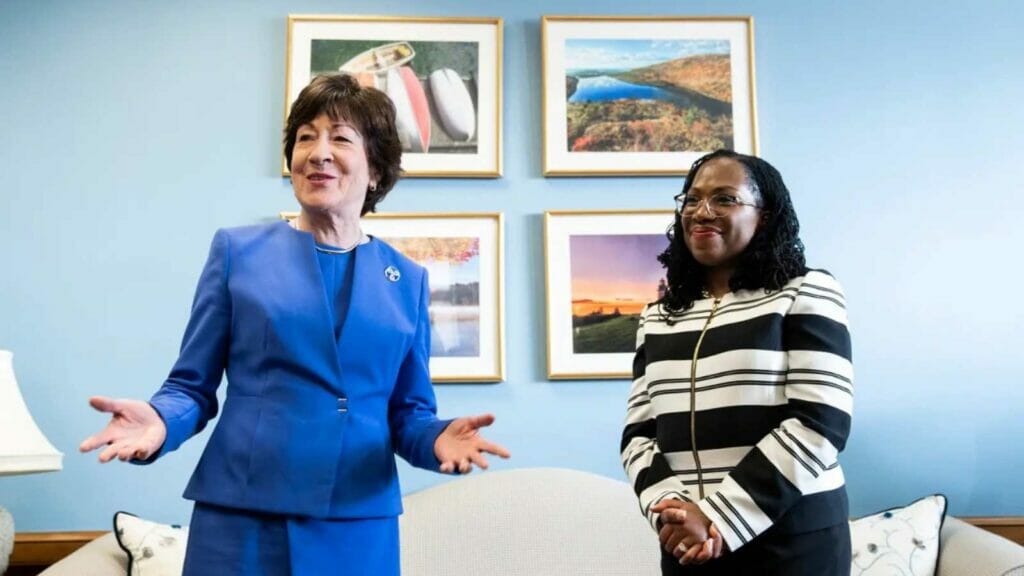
[544, 209, 674, 379]
[541, 15, 758, 176]
[281, 211, 505, 383]
[284, 15, 503, 178]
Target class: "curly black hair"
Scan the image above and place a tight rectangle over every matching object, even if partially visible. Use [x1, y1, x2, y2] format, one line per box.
[657, 149, 807, 314]
[283, 74, 403, 216]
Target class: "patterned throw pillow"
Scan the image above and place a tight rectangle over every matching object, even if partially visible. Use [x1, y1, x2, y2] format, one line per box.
[850, 494, 947, 576]
[113, 511, 189, 576]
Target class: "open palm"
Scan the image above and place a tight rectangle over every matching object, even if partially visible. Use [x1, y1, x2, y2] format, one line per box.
[434, 413, 510, 474]
[79, 396, 167, 463]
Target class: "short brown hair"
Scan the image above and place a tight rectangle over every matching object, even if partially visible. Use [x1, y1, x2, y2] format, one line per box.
[283, 74, 402, 215]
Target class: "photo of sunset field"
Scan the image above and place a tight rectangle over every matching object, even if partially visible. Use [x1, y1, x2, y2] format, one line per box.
[568, 233, 669, 353]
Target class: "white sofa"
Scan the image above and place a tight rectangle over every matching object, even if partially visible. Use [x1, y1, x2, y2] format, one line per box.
[40, 467, 1024, 575]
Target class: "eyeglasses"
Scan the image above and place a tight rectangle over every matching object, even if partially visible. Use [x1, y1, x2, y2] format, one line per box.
[674, 192, 760, 216]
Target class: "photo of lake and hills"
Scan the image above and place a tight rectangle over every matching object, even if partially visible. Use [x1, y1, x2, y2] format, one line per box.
[565, 38, 734, 153]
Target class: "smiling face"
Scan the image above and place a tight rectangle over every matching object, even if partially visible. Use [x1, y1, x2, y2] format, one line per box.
[290, 113, 376, 218]
[681, 157, 763, 273]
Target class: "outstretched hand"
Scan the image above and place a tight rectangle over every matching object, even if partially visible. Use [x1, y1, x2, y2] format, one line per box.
[79, 396, 167, 463]
[433, 413, 510, 474]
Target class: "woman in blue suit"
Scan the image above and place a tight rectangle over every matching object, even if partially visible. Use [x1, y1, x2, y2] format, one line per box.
[80, 73, 510, 575]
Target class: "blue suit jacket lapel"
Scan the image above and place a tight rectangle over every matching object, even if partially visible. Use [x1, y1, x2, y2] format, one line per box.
[278, 222, 345, 389]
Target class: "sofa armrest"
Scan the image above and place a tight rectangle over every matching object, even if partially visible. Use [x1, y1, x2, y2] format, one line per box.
[38, 532, 126, 576]
[938, 517, 1024, 576]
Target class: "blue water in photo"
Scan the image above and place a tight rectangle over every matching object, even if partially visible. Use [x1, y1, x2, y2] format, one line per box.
[569, 75, 687, 106]
[430, 306, 480, 357]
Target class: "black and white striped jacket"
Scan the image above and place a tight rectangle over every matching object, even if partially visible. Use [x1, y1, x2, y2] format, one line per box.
[621, 270, 853, 552]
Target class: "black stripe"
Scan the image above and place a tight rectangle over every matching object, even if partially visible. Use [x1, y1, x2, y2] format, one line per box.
[769, 430, 818, 478]
[672, 465, 735, 475]
[664, 287, 799, 322]
[681, 478, 723, 486]
[647, 313, 786, 361]
[785, 379, 852, 395]
[729, 447, 802, 521]
[696, 368, 787, 381]
[632, 343, 647, 379]
[787, 400, 851, 451]
[785, 314, 851, 361]
[717, 492, 757, 540]
[788, 368, 852, 384]
[627, 398, 651, 411]
[650, 368, 787, 388]
[780, 427, 828, 470]
[801, 282, 844, 299]
[772, 487, 849, 535]
[655, 405, 788, 452]
[705, 496, 748, 544]
[713, 291, 797, 319]
[796, 290, 845, 309]
[629, 451, 678, 496]
[624, 439, 654, 468]
[649, 379, 785, 396]
[627, 388, 650, 404]
[621, 419, 656, 453]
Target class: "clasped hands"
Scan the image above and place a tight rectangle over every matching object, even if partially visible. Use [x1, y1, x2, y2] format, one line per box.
[652, 499, 725, 566]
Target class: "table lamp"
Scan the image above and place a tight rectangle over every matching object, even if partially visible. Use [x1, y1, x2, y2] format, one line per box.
[0, 350, 63, 573]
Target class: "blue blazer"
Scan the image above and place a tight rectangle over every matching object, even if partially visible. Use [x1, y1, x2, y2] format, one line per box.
[146, 221, 448, 519]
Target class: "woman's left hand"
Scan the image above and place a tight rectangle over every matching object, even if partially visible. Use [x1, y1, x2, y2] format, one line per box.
[434, 413, 510, 474]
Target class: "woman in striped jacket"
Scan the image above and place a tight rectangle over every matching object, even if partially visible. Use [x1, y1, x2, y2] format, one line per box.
[622, 150, 853, 575]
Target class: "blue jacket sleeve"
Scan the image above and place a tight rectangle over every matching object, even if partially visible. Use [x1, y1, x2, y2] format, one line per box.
[388, 270, 450, 471]
[145, 229, 232, 460]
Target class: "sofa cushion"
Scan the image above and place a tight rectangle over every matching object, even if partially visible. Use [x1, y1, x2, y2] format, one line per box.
[399, 467, 661, 576]
[850, 494, 947, 576]
[113, 511, 188, 576]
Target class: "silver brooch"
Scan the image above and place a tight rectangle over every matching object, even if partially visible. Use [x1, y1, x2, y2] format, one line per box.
[385, 266, 401, 282]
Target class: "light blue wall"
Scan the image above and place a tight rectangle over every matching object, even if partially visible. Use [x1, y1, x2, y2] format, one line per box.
[2, 0, 1022, 531]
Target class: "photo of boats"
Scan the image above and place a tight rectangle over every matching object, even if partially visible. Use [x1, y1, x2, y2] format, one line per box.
[564, 38, 733, 153]
[311, 39, 480, 155]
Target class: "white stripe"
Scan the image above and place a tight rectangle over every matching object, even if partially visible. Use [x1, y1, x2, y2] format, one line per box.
[759, 433, 846, 495]
[786, 351, 853, 383]
[787, 380, 854, 416]
[651, 380, 787, 413]
[791, 274, 848, 324]
[648, 349, 788, 380]
[697, 476, 773, 550]
[638, 478, 692, 528]
[778, 419, 840, 471]
[644, 290, 797, 334]
[623, 440, 656, 480]
[663, 446, 752, 472]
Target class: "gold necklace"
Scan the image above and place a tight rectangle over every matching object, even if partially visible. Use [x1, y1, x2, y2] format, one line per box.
[290, 219, 364, 253]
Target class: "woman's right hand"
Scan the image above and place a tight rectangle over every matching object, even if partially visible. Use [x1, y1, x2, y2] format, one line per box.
[79, 396, 167, 463]
[652, 499, 724, 565]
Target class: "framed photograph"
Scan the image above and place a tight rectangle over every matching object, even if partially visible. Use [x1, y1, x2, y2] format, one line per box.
[285, 15, 503, 177]
[544, 210, 674, 379]
[541, 16, 757, 176]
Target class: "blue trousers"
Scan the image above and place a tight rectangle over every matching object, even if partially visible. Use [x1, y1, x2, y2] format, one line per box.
[183, 502, 399, 576]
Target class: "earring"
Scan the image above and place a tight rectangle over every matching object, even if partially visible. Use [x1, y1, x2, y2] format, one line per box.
[369, 183, 378, 192]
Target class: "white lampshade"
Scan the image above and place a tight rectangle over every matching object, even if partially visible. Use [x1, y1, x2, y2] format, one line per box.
[0, 350, 63, 476]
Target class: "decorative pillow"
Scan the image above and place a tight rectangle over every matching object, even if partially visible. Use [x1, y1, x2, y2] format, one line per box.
[113, 511, 189, 576]
[850, 494, 947, 576]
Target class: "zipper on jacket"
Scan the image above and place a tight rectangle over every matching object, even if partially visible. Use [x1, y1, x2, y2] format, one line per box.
[690, 296, 721, 499]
